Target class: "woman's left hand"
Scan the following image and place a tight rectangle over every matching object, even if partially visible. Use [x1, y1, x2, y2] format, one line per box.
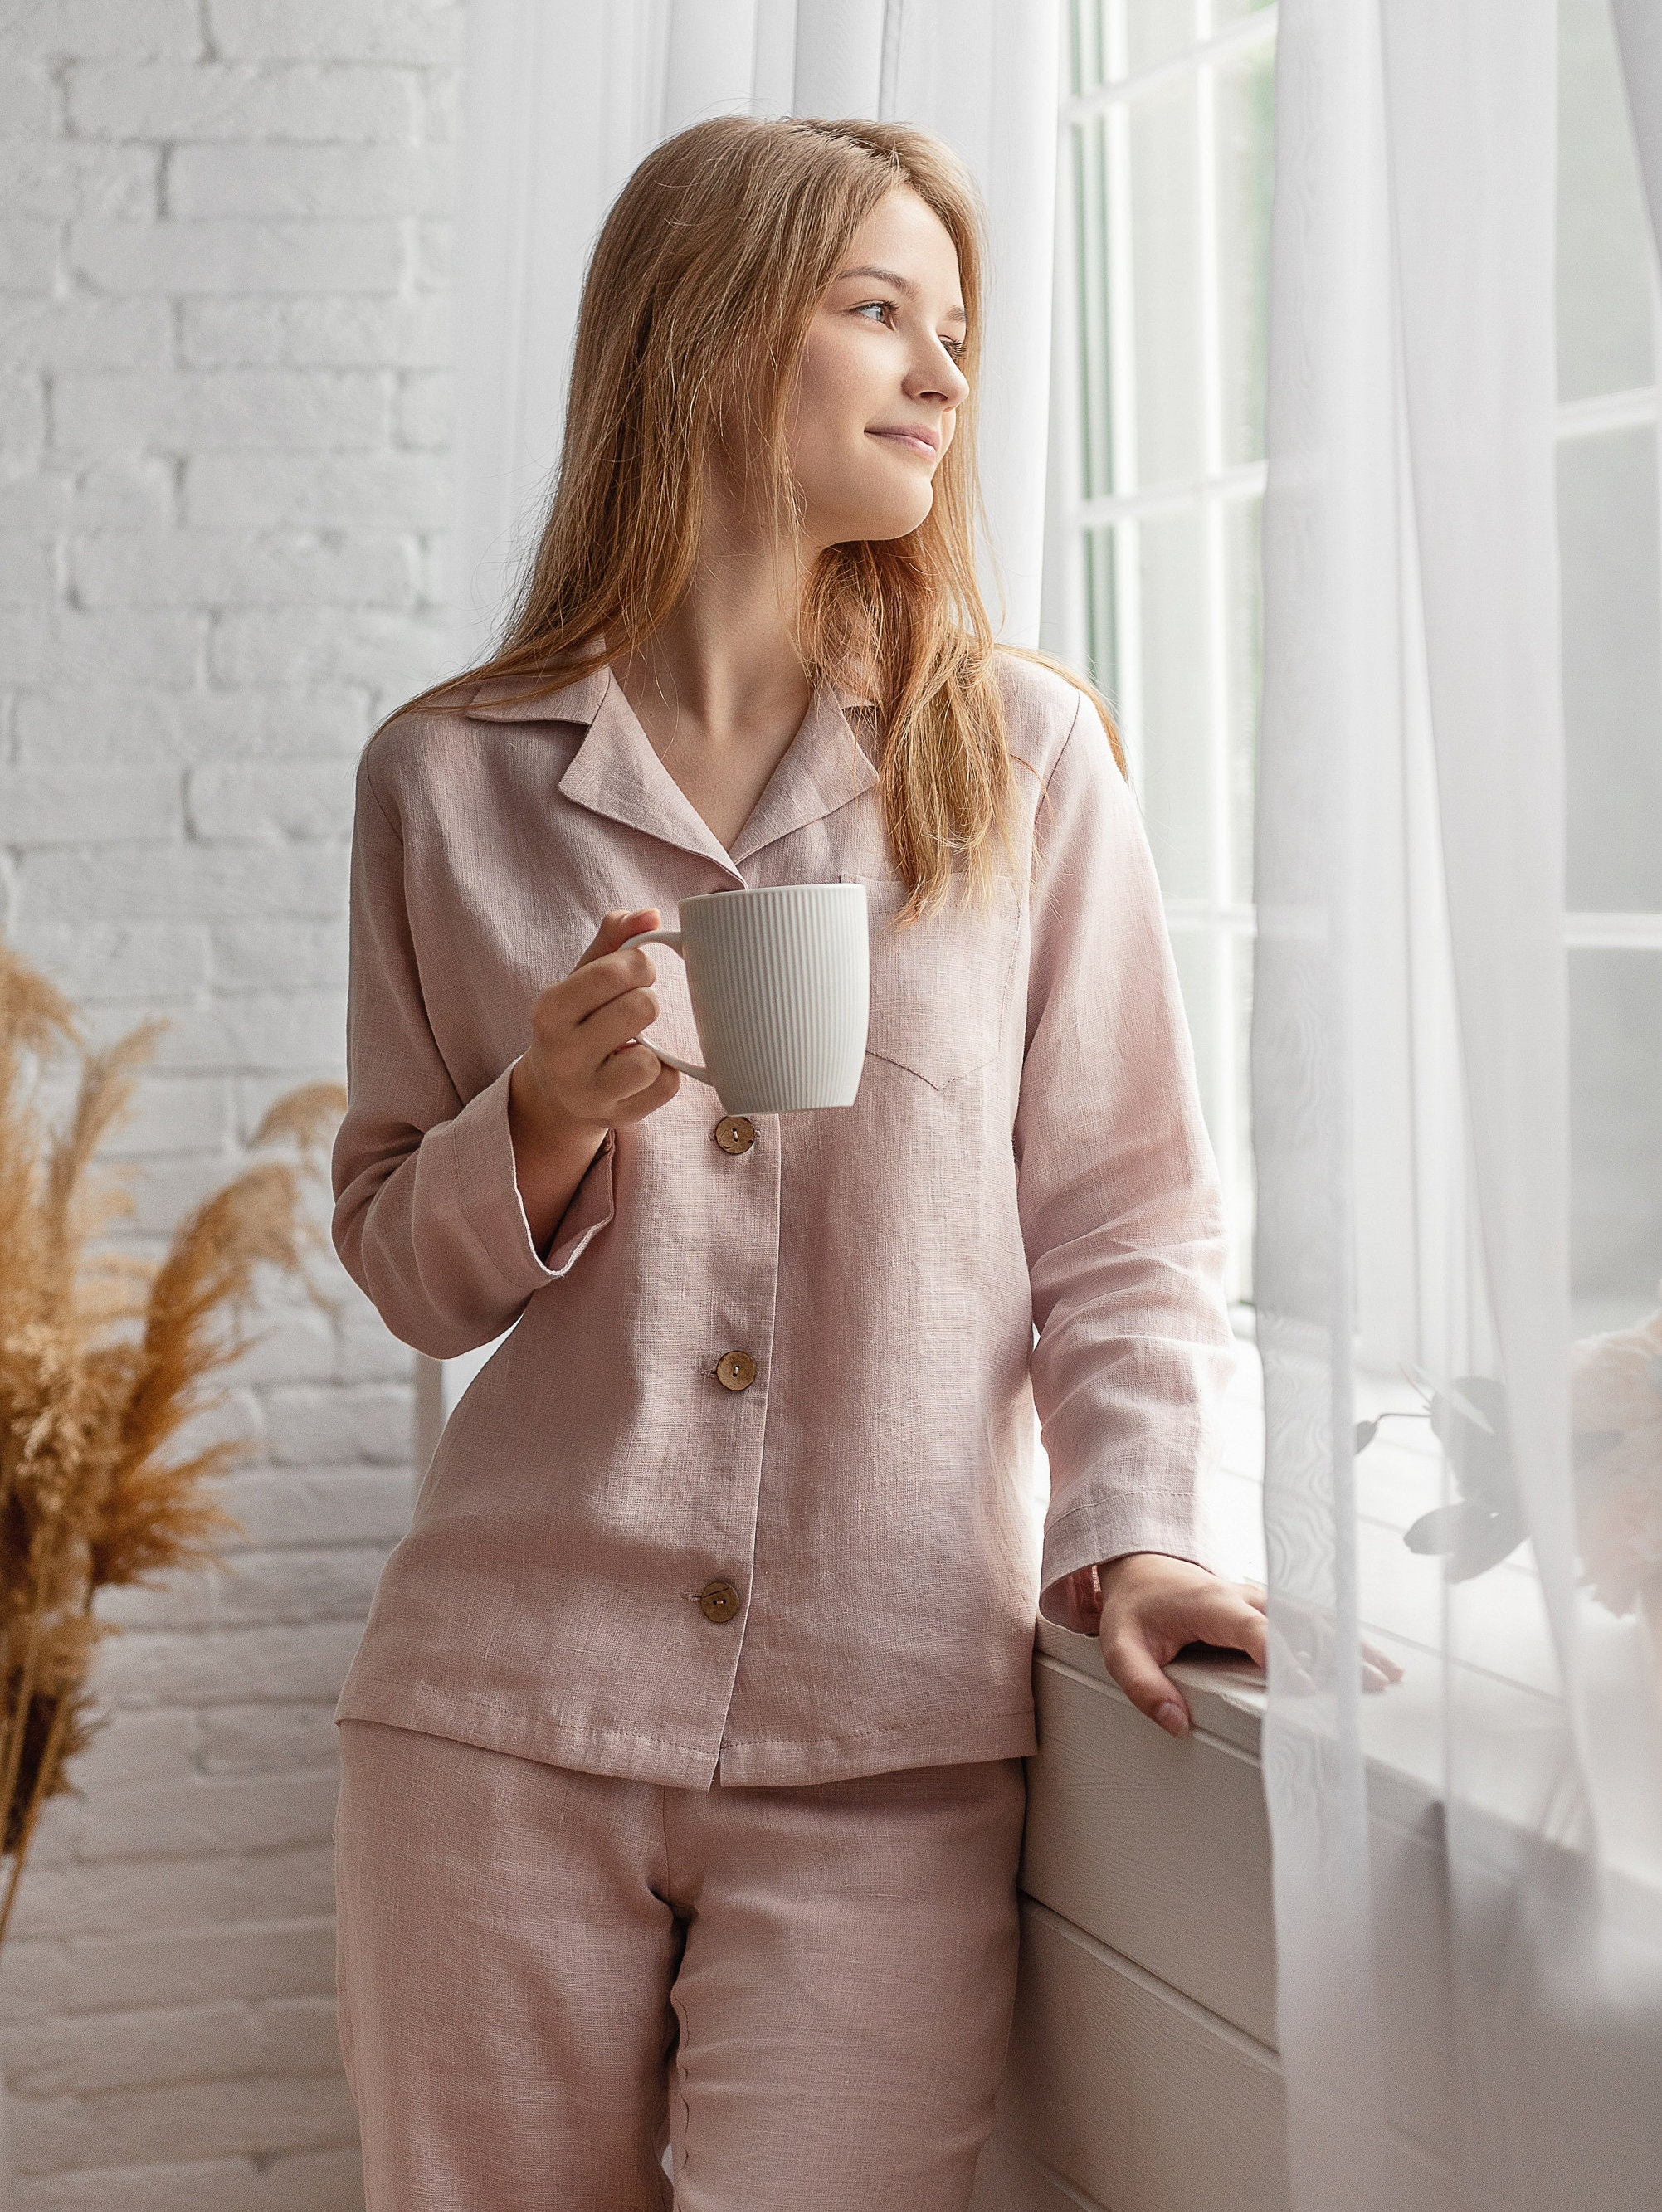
[1096, 1552, 1269, 1737]
[1097, 1554, 1406, 1736]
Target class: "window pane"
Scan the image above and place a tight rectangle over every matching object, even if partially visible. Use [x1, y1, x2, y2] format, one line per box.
[1073, 117, 1115, 499]
[1055, 4, 1275, 1330]
[1569, 949, 1662, 1323]
[1560, 426, 1662, 912]
[1557, 0, 1654, 402]
[1134, 508, 1211, 897]
[1068, 0, 1109, 98]
[1223, 493, 1262, 904]
[1127, 80, 1203, 485]
[1232, 942, 1255, 1304]
[1126, 0, 1194, 74]
[1082, 524, 1119, 702]
[1215, 40, 1275, 467]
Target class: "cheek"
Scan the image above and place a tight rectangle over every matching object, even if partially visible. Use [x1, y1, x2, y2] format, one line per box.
[788, 332, 875, 472]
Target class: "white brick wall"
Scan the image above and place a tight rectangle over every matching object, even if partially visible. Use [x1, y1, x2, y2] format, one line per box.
[0, 5, 464, 2203]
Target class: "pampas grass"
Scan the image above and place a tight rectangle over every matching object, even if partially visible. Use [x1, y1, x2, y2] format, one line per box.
[0, 938, 345, 1948]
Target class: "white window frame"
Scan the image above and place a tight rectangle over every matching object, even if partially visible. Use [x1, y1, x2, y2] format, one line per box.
[1043, 0, 1662, 1372]
[1042, 0, 1277, 1323]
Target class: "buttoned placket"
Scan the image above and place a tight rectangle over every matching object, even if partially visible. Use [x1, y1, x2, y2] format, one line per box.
[468, 659, 880, 1781]
[690, 1099, 781, 1750]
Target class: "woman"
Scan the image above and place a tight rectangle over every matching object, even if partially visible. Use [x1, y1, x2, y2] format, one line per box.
[329, 114, 1267, 2211]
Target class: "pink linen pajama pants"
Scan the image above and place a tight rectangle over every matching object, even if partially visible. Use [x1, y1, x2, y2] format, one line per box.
[334, 1719, 1026, 2211]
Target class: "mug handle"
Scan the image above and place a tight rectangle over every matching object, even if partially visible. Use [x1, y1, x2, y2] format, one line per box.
[618, 928, 714, 1085]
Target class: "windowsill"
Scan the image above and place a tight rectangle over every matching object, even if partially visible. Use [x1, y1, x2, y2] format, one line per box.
[1034, 1339, 1662, 1903]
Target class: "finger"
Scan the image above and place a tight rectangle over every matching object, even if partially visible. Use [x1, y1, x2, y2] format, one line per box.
[1219, 1596, 1269, 1669]
[591, 1040, 675, 1109]
[575, 986, 660, 1062]
[575, 908, 659, 969]
[1101, 1625, 1192, 1737]
[1263, 1620, 1318, 1696]
[555, 943, 661, 1025]
[1362, 1639, 1404, 1683]
[1184, 1589, 1269, 1670]
[600, 1051, 681, 1118]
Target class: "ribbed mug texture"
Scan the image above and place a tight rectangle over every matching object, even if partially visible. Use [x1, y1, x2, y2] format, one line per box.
[672, 884, 869, 1114]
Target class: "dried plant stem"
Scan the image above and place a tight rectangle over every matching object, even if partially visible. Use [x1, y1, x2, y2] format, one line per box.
[0, 1537, 56, 1833]
[0, 933, 347, 1953]
[0, 1650, 74, 1952]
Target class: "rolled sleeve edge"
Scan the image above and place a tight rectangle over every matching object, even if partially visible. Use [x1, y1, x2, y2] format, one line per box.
[1038, 1495, 1216, 1635]
[541, 1132, 617, 1278]
[437, 1064, 571, 1304]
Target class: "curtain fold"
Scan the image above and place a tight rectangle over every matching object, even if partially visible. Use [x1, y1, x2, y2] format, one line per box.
[1611, 0, 1662, 255]
[1254, 2, 1399, 2200]
[1257, 2, 1662, 2206]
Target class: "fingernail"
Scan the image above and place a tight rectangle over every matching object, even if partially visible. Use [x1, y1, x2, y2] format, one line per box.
[1155, 1701, 1188, 1737]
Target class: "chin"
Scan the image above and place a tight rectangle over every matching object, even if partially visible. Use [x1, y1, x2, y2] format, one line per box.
[826, 488, 934, 544]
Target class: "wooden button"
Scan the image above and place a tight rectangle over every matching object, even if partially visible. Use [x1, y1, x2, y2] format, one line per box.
[698, 1579, 741, 1624]
[714, 1115, 756, 1155]
[714, 1350, 758, 1391]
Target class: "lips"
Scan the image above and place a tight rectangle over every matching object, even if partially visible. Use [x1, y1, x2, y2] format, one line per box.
[868, 426, 940, 457]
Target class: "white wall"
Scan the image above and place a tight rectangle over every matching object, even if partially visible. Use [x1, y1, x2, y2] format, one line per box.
[0, 4, 462, 2203]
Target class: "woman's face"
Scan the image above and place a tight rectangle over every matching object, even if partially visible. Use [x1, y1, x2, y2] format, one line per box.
[783, 187, 972, 548]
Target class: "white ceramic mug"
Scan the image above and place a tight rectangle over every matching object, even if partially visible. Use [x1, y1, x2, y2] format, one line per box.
[620, 883, 869, 1114]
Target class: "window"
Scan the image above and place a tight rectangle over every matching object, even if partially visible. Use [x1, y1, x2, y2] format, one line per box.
[1557, 0, 1662, 1342]
[1045, 0, 1662, 1354]
[1046, 0, 1662, 1763]
[1042, 0, 1276, 1314]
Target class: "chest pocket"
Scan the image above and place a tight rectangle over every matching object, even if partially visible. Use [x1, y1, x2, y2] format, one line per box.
[844, 874, 1024, 1091]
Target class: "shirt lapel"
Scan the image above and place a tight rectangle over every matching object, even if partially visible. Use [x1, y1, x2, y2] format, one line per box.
[727, 674, 880, 868]
[463, 658, 880, 876]
[557, 668, 746, 879]
[465, 661, 743, 879]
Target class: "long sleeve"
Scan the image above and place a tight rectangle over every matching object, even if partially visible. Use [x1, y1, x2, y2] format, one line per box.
[329, 743, 615, 1360]
[1016, 699, 1239, 1635]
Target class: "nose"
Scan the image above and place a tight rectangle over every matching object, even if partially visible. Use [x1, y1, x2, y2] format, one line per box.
[905, 343, 969, 409]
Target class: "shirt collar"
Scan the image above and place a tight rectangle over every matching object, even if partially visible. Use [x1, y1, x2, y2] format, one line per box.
[462, 657, 880, 874]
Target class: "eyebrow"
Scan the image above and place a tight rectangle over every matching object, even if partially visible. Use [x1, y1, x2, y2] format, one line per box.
[835, 263, 969, 329]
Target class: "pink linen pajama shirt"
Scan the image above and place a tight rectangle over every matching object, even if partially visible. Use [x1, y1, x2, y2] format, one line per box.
[326, 646, 1237, 2209]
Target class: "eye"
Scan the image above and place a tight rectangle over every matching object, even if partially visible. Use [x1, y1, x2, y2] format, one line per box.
[854, 301, 966, 363]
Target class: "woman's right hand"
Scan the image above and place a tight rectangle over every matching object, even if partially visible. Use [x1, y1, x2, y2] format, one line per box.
[512, 908, 683, 1147]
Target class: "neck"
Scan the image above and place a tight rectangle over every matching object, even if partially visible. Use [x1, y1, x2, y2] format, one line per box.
[614, 479, 815, 748]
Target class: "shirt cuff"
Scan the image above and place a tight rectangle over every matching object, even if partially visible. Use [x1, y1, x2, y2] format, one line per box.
[1037, 1495, 1216, 1635]
[436, 1062, 617, 1304]
[541, 1128, 617, 1276]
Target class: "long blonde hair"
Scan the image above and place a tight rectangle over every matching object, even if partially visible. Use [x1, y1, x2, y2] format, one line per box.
[402, 114, 1124, 915]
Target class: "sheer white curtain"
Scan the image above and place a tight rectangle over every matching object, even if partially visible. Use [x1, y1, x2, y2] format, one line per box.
[426, 0, 1061, 1449]
[1612, 1, 1662, 248]
[1256, 1, 1662, 2206]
